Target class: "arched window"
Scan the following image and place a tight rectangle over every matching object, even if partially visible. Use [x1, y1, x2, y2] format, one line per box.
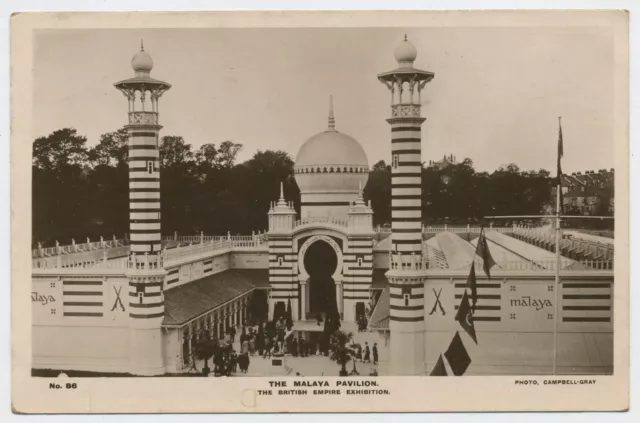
[147, 161, 154, 174]
[393, 154, 399, 169]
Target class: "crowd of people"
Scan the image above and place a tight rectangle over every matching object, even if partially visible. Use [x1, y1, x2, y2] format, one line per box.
[189, 316, 381, 377]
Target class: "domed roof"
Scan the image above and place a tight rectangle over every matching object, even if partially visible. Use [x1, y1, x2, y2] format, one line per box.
[394, 35, 417, 66]
[131, 41, 153, 72]
[295, 97, 368, 169]
[295, 130, 368, 169]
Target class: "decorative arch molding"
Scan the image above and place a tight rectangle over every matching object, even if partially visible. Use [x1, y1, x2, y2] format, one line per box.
[297, 234, 343, 282]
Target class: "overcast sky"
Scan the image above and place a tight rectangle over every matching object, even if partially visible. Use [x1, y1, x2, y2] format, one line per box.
[34, 27, 614, 173]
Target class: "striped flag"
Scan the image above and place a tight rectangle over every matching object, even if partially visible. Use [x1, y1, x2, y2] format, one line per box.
[62, 279, 104, 317]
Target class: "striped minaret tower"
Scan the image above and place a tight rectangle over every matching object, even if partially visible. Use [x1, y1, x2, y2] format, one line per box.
[115, 41, 171, 376]
[115, 40, 171, 256]
[378, 35, 435, 375]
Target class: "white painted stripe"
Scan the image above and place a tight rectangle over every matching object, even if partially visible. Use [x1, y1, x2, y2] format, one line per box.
[398, 153, 421, 163]
[391, 131, 421, 139]
[393, 210, 421, 219]
[130, 233, 161, 242]
[390, 232, 422, 241]
[130, 212, 161, 220]
[392, 221, 422, 230]
[129, 192, 161, 200]
[392, 187, 421, 196]
[130, 181, 160, 189]
[130, 222, 161, 231]
[130, 202, 160, 210]
[392, 198, 421, 208]
[395, 244, 423, 253]
[129, 149, 159, 158]
[392, 177, 421, 185]
[129, 137, 158, 146]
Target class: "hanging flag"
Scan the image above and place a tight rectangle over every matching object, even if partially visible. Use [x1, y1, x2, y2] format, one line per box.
[557, 117, 564, 213]
[430, 354, 448, 376]
[444, 331, 472, 376]
[465, 262, 478, 312]
[475, 228, 496, 279]
[455, 290, 478, 344]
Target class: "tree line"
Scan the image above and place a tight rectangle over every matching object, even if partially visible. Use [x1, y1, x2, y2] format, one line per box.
[33, 127, 559, 247]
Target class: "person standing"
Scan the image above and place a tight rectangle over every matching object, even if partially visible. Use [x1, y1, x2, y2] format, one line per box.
[372, 343, 378, 365]
[363, 342, 371, 363]
[355, 344, 362, 362]
[230, 326, 237, 344]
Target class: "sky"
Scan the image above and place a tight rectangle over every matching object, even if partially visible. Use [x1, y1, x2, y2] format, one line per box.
[33, 26, 614, 173]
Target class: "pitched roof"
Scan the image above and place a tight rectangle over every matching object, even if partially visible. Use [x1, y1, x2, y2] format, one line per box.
[372, 269, 389, 289]
[163, 269, 268, 326]
[368, 288, 390, 330]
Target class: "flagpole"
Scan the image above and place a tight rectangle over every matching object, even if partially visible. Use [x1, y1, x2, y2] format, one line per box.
[553, 116, 562, 376]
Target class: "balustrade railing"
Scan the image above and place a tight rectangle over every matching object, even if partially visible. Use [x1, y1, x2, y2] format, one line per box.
[294, 216, 349, 228]
[374, 225, 513, 234]
[33, 237, 128, 258]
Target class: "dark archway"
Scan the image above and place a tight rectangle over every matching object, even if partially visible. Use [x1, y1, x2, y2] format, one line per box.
[304, 240, 338, 318]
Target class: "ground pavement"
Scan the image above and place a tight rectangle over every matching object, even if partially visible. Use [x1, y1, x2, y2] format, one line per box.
[188, 322, 389, 377]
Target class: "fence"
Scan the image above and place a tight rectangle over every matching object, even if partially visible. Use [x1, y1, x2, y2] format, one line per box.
[33, 237, 128, 258]
[374, 224, 514, 234]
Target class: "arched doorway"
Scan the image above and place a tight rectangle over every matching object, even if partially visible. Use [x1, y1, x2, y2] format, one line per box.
[304, 240, 338, 319]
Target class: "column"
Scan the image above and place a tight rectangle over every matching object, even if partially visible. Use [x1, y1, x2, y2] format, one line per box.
[187, 323, 193, 363]
[300, 280, 307, 320]
[335, 279, 343, 317]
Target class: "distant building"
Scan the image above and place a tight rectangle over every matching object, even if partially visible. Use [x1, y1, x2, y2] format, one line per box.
[550, 168, 614, 215]
[427, 154, 458, 170]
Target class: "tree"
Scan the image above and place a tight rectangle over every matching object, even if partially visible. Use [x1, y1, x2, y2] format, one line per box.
[365, 163, 391, 226]
[193, 339, 218, 376]
[329, 330, 355, 377]
[160, 136, 194, 168]
[33, 128, 89, 171]
[216, 141, 243, 168]
[89, 128, 129, 167]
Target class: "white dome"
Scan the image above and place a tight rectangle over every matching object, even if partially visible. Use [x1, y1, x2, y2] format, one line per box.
[132, 48, 153, 72]
[295, 130, 368, 169]
[294, 129, 369, 194]
[394, 36, 417, 66]
[295, 99, 369, 199]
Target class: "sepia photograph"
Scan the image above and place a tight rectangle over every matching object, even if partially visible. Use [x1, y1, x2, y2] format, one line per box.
[11, 10, 629, 413]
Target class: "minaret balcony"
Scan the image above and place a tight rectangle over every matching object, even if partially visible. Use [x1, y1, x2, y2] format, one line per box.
[129, 111, 159, 125]
[391, 104, 421, 118]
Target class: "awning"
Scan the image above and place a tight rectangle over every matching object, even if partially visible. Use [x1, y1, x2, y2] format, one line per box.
[163, 269, 269, 327]
[368, 287, 390, 330]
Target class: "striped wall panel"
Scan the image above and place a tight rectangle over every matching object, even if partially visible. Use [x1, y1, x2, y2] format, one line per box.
[166, 267, 179, 285]
[389, 282, 424, 322]
[128, 280, 164, 319]
[268, 237, 297, 297]
[342, 237, 373, 300]
[453, 283, 502, 322]
[562, 282, 612, 323]
[128, 129, 161, 254]
[62, 279, 104, 317]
